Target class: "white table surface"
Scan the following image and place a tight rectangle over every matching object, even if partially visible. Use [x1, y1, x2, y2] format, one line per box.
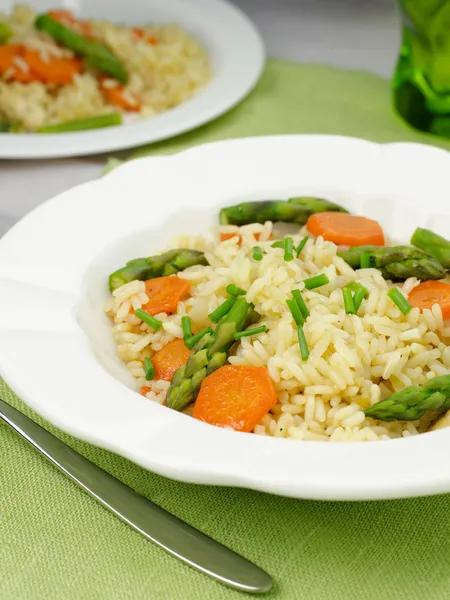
[0, 0, 400, 237]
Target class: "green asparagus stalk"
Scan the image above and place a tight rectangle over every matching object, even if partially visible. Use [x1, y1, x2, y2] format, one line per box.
[0, 122, 21, 133]
[35, 14, 128, 82]
[109, 249, 208, 292]
[365, 375, 450, 421]
[0, 22, 13, 43]
[38, 113, 122, 133]
[411, 227, 450, 270]
[337, 246, 378, 269]
[337, 245, 446, 281]
[288, 197, 349, 214]
[166, 298, 254, 411]
[219, 197, 347, 226]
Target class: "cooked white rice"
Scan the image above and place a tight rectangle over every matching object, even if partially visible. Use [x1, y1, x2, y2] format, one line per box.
[0, 4, 211, 130]
[105, 221, 450, 442]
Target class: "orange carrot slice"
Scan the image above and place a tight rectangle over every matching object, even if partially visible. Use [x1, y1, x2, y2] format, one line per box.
[133, 28, 159, 45]
[100, 78, 141, 111]
[193, 365, 277, 432]
[152, 339, 190, 382]
[0, 45, 81, 84]
[141, 276, 191, 316]
[0, 44, 21, 72]
[220, 232, 240, 242]
[408, 280, 450, 319]
[8, 65, 35, 83]
[140, 385, 151, 396]
[306, 212, 385, 246]
[21, 48, 82, 84]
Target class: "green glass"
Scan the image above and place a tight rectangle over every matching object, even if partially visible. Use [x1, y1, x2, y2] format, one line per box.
[393, 0, 450, 137]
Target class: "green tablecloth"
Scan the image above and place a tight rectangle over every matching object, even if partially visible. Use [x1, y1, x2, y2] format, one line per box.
[3, 59, 450, 600]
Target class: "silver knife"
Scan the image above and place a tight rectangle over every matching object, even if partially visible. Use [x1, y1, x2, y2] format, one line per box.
[0, 398, 272, 594]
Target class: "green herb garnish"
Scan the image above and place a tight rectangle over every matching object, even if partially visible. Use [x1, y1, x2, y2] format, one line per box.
[342, 287, 356, 314]
[284, 237, 294, 262]
[186, 327, 214, 349]
[252, 246, 264, 261]
[287, 299, 305, 327]
[181, 316, 193, 341]
[295, 236, 309, 257]
[135, 309, 163, 330]
[234, 325, 268, 340]
[226, 284, 246, 297]
[297, 326, 310, 361]
[144, 357, 155, 381]
[360, 253, 371, 269]
[387, 288, 412, 315]
[291, 289, 310, 319]
[208, 297, 237, 323]
[303, 273, 329, 290]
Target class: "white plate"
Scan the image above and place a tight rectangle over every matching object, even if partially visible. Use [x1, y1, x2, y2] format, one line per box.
[1, 135, 450, 501]
[0, 0, 264, 159]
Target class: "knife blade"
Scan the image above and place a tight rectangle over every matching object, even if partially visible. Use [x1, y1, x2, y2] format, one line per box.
[0, 398, 272, 594]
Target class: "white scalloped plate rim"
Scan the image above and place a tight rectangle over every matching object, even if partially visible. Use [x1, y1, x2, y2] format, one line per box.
[0, 0, 264, 158]
[1, 135, 450, 501]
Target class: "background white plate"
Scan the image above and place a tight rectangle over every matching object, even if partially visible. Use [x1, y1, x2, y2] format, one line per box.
[1, 135, 450, 501]
[0, 0, 264, 159]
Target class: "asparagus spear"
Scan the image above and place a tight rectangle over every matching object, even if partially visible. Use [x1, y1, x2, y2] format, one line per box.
[337, 246, 378, 269]
[38, 113, 122, 133]
[411, 227, 450, 270]
[288, 197, 349, 214]
[0, 122, 21, 133]
[166, 298, 253, 411]
[337, 245, 446, 281]
[0, 22, 13, 43]
[109, 249, 208, 292]
[365, 375, 450, 421]
[35, 14, 128, 83]
[219, 198, 347, 226]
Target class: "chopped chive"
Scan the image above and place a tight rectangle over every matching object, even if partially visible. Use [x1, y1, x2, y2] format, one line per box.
[303, 273, 329, 290]
[284, 237, 294, 261]
[226, 284, 246, 296]
[360, 253, 371, 269]
[387, 288, 412, 315]
[208, 297, 236, 323]
[291, 289, 310, 319]
[295, 236, 309, 257]
[143, 357, 155, 381]
[287, 298, 305, 327]
[186, 327, 213, 349]
[297, 326, 310, 361]
[347, 281, 363, 294]
[353, 286, 368, 312]
[181, 315, 193, 340]
[252, 246, 264, 261]
[135, 308, 163, 330]
[234, 325, 268, 340]
[342, 287, 356, 314]
[271, 240, 285, 249]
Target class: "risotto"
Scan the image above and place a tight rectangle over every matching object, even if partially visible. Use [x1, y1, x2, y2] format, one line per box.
[105, 197, 450, 442]
[0, 4, 210, 132]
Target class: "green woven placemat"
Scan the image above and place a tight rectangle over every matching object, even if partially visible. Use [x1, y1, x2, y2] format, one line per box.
[3, 59, 450, 600]
[127, 58, 450, 158]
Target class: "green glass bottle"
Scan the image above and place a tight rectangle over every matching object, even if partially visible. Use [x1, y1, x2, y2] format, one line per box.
[393, 0, 450, 137]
